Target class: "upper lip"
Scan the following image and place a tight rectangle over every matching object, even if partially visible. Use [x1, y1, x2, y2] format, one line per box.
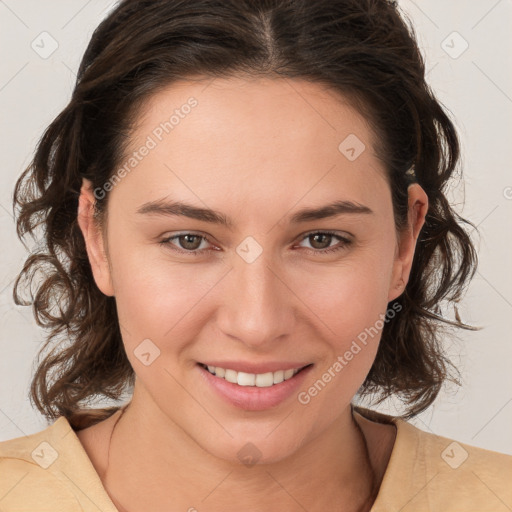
[199, 361, 312, 374]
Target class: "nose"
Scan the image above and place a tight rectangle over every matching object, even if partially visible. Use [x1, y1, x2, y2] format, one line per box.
[216, 250, 296, 351]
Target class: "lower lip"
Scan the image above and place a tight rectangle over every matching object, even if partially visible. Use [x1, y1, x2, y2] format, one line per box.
[197, 364, 313, 411]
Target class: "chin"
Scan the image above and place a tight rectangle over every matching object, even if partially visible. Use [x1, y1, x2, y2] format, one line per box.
[200, 431, 306, 467]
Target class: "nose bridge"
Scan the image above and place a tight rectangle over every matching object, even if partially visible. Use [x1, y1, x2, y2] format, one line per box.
[218, 244, 293, 347]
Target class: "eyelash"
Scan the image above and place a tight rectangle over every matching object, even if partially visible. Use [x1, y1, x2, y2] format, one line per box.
[159, 230, 352, 257]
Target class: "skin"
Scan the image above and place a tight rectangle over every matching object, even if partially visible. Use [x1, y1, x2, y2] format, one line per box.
[76, 76, 428, 511]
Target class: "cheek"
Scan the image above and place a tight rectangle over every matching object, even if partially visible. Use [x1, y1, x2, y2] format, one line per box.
[106, 237, 212, 349]
[296, 244, 395, 388]
[302, 249, 394, 336]
[296, 269, 389, 413]
[305, 276, 384, 380]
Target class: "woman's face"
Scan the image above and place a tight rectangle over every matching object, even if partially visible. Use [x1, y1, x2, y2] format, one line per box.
[80, 76, 427, 463]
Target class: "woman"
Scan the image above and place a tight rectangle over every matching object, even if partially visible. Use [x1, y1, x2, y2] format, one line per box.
[1, 0, 510, 511]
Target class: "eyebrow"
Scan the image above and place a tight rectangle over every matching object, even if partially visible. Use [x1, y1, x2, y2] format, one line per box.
[136, 198, 374, 228]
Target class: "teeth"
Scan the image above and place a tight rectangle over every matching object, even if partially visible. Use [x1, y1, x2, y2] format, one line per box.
[204, 365, 302, 387]
[273, 370, 284, 384]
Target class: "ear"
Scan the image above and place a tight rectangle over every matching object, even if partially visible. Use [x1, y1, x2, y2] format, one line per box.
[77, 178, 115, 297]
[388, 183, 429, 302]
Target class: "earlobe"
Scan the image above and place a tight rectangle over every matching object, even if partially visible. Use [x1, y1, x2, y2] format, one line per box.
[388, 261, 406, 303]
[77, 179, 115, 297]
[387, 183, 429, 302]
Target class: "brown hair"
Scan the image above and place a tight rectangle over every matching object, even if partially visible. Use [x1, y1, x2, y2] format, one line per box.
[12, 0, 480, 430]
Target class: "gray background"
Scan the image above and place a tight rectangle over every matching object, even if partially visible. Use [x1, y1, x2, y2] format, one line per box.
[1, 0, 511, 454]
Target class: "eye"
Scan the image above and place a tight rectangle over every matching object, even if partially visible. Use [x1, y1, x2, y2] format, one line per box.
[296, 231, 352, 255]
[159, 230, 352, 257]
[159, 232, 214, 256]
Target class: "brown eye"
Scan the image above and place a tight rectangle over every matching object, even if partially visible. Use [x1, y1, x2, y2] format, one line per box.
[298, 231, 352, 255]
[308, 233, 333, 250]
[177, 234, 203, 250]
[160, 232, 212, 255]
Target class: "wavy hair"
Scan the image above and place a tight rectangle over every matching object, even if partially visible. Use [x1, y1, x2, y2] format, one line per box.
[12, 0, 480, 430]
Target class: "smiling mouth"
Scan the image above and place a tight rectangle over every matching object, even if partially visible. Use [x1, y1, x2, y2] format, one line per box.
[198, 363, 312, 388]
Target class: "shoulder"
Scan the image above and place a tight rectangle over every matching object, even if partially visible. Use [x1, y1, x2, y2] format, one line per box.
[0, 416, 118, 511]
[0, 416, 68, 469]
[362, 408, 512, 512]
[399, 417, 512, 475]
[0, 417, 84, 510]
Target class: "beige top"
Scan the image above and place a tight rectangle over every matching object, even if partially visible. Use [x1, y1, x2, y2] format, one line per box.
[1, 408, 511, 511]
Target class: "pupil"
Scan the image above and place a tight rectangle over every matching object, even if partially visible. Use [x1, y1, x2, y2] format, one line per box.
[181, 235, 200, 250]
[311, 233, 331, 249]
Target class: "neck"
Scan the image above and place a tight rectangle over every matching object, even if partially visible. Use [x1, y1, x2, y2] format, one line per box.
[102, 389, 379, 512]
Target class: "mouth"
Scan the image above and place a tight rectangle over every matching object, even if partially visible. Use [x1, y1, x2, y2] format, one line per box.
[197, 362, 313, 387]
[197, 361, 314, 410]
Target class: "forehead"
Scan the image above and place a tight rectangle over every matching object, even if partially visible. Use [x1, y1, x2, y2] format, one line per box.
[114, 75, 390, 220]
[133, 75, 376, 152]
